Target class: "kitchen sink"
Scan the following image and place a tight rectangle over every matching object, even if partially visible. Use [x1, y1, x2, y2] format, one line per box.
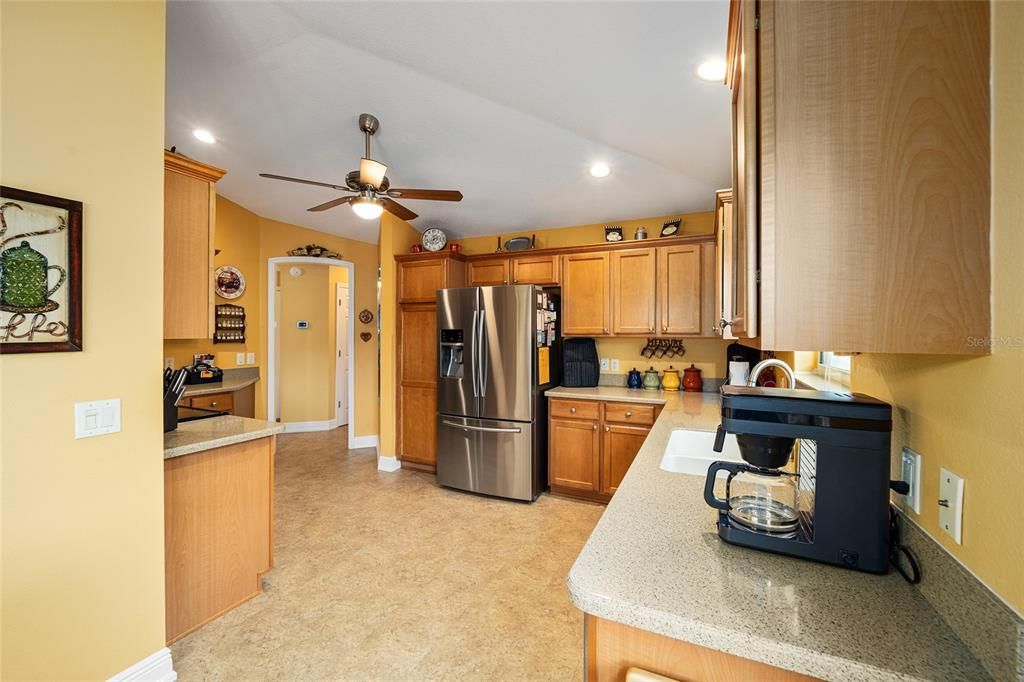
[660, 429, 744, 476]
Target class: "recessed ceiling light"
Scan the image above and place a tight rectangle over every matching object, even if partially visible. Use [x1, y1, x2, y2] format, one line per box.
[192, 128, 216, 144]
[589, 162, 611, 178]
[697, 58, 727, 82]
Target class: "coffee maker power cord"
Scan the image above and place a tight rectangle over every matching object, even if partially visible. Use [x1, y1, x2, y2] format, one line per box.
[889, 506, 922, 584]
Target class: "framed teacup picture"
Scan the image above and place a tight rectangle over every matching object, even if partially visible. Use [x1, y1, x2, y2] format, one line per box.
[0, 186, 83, 353]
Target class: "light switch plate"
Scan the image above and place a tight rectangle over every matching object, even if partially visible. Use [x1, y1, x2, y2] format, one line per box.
[246, 352, 255, 364]
[939, 467, 964, 544]
[610, 358, 620, 372]
[600, 357, 610, 371]
[75, 399, 121, 439]
[236, 352, 246, 365]
[900, 447, 922, 514]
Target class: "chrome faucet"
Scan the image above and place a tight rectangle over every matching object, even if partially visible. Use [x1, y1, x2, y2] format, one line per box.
[748, 358, 796, 388]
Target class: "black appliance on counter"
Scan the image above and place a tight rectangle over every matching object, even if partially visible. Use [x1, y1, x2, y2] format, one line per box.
[703, 386, 896, 574]
[184, 361, 223, 385]
[562, 338, 599, 387]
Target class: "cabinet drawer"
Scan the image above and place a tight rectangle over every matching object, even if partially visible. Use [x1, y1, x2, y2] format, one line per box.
[549, 398, 601, 420]
[189, 392, 234, 413]
[603, 402, 656, 426]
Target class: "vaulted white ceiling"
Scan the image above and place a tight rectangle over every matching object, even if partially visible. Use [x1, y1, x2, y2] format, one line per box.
[166, 1, 731, 243]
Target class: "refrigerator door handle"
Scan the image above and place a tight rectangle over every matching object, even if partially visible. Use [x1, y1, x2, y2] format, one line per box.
[478, 311, 488, 397]
[441, 420, 522, 434]
[470, 309, 479, 397]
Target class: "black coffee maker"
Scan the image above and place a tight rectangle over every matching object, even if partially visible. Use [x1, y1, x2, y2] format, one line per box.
[704, 386, 895, 574]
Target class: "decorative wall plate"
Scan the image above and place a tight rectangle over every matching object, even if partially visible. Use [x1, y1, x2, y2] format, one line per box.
[358, 309, 374, 324]
[359, 331, 373, 342]
[215, 265, 245, 299]
[660, 219, 682, 237]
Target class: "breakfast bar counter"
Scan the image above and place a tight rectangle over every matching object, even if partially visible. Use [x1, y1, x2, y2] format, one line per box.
[164, 415, 283, 459]
[565, 390, 989, 681]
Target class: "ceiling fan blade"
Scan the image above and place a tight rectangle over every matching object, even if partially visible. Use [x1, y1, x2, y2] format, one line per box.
[307, 196, 356, 212]
[382, 198, 418, 221]
[359, 158, 388, 188]
[387, 189, 463, 202]
[260, 173, 350, 191]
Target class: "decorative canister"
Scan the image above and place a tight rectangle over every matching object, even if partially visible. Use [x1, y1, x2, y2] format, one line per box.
[661, 366, 681, 391]
[683, 364, 703, 392]
[0, 240, 66, 310]
[634, 226, 648, 240]
[643, 367, 661, 391]
[627, 368, 643, 389]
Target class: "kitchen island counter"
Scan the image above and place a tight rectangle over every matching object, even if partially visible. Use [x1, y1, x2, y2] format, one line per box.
[566, 390, 989, 681]
[164, 415, 283, 459]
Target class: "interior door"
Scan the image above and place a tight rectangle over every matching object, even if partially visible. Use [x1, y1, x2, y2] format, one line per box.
[336, 282, 349, 426]
[479, 285, 534, 423]
[436, 287, 480, 418]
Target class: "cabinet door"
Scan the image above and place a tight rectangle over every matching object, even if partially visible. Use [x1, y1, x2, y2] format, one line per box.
[548, 417, 600, 492]
[611, 248, 657, 335]
[164, 169, 213, 339]
[399, 384, 437, 466]
[658, 245, 702, 335]
[189, 392, 234, 414]
[398, 259, 447, 303]
[512, 254, 560, 285]
[727, 0, 758, 338]
[601, 424, 650, 496]
[468, 258, 510, 286]
[398, 305, 437, 384]
[562, 252, 610, 335]
[714, 190, 734, 338]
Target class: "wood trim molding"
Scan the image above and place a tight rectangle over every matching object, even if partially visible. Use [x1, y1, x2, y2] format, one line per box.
[164, 150, 226, 183]
[394, 234, 715, 264]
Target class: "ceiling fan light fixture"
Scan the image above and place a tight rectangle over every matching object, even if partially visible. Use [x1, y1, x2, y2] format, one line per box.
[359, 157, 388, 188]
[351, 196, 384, 220]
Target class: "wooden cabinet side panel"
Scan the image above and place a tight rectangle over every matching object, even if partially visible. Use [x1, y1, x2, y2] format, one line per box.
[611, 248, 657, 335]
[587, 614, 819, 682]
[699, 242, 717, 338]
[548, 417, 600, 492]
[164, 170, 213, 339]
[164, 438, 273, 643]
[562, 253, 610, 335]
[765, 0, 990, 353]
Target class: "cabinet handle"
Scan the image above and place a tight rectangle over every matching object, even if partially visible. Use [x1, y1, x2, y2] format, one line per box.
[593, 424, 598, 431]
[603, 327, 608, 333]
[211, 401, 218, 406]
[625, 411, 632, 417]
[503, 279, 508, 284]
[605, 426, 610, 432]
[570, 407, 577, 413]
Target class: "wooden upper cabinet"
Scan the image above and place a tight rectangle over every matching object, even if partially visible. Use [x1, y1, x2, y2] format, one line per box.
[512, 254, 560, 285]
[714, 189, 734, 339]
[398, 255, 465, 303]
[658, 245, 702, 336]
[562, 252, 610, 335]
[611, 248, 656, 335]
[163, 152, 224, 339]
[468, 257, 510, 286]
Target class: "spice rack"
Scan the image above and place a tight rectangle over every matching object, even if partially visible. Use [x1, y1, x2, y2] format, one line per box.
[214, 304, 246, 344]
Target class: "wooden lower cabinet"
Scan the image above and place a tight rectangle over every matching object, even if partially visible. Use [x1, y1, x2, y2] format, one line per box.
[164, 436, 275, 644]
[399, 384, 437, 470]
[548, 398, 659, 503]
[187, 391, 234, 413]
[586, 614, 818, 682]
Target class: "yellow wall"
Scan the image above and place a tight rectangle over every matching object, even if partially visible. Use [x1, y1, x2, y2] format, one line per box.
[377, 213, 421, 458]
[852, 3, 1023, 614]
[595, 337, 729, 383]
[163, 197, 379, 437]
[455, 210, 716, 255]
[278, 265, 338, 422]
[0, 2, 167, 678]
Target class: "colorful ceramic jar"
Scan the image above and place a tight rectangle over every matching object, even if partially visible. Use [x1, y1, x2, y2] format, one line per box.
[643, 367, 661, 391]
[661, 366, 681, 391]
[683, 364, 703, 392]
[627, 368, 643, 389]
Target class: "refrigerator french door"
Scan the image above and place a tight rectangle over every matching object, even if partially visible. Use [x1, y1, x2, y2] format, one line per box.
[436, 285, 556, 501]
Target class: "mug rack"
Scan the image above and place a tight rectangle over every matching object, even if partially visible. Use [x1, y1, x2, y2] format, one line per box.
[214, 303, 246, 344]
[641, 338, 686, 359]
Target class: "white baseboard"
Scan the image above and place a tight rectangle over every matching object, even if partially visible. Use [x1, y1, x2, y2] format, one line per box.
[377, 455, 401, 472]
[282, 419, 338, 433]
[349, 434, 378, 450]
[108, 647, 176, 682]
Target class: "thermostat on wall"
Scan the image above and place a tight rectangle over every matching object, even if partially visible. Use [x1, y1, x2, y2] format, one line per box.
[296, 321, 309, 329]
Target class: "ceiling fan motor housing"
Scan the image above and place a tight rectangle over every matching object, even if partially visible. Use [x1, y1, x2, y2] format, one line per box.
[346, 169, 389, 192]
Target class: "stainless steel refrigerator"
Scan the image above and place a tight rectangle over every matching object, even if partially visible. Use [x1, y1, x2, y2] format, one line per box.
[436, 285, 559, 501]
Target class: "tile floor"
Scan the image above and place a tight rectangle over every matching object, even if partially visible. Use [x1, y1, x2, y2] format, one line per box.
[171, 427, 604, 681]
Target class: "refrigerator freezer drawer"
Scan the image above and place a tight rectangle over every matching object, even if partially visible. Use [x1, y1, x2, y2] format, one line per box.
[436, 415, 535, 501]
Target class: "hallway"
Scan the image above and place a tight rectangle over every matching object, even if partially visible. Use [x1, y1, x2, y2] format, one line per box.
[171, 428, 604, 680]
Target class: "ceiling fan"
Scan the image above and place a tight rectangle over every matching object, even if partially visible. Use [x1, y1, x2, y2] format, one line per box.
[259, 113, 463, 222]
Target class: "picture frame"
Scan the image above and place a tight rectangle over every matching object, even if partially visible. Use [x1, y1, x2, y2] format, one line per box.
[0, 186, 83, 354]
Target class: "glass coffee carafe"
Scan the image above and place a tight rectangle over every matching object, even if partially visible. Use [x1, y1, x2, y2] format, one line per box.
[704, 434, 800, 536]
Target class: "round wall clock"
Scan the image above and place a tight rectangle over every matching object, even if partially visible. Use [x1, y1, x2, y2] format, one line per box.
[215, 265, 245, 299]
[421, 227, 447, 252]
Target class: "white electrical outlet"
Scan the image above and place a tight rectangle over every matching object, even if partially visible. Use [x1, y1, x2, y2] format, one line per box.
[938, 467, 964, 544]
[236, 352, 246, 365]
[900, 447, 922, 514]
[610, 358, 620, 372]
[246, 352, 255, 364]
[164, 357, 175, 370]
[600, 357, 610, 371]
[75, 399, 121, 439]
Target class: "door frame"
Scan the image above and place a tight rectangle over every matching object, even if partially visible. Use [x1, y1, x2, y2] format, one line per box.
[335, 280, 349, 426]
[267, 257, 357, 447]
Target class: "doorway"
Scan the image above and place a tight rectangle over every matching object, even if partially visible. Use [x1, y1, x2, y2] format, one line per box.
[267, 257, 356, 446]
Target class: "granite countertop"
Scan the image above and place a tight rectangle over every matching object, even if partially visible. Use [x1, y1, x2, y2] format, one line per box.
[164, 415, 284, 459]
[182, 370, 260, 397]
[560, 389, 989, 681]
